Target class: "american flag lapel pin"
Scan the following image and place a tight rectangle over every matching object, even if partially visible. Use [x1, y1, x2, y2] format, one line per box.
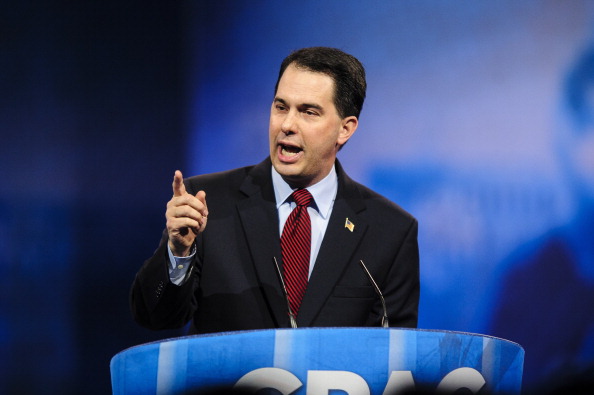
[345, 218, 355, 232]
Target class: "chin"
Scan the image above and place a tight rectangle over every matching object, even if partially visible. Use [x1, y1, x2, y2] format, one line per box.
[277, 168, 302, 181]
[273, 159, 296, 172]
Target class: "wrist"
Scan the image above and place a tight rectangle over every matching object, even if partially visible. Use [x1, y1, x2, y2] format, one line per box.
[169, 241, 192, 257]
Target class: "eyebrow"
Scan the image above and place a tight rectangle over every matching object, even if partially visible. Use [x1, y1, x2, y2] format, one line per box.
[274, 97, 324, 111]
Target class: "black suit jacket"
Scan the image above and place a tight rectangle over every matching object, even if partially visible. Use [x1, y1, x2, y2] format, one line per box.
[131, 158, 419, 334]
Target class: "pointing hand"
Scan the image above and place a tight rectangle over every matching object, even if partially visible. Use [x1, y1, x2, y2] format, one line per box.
[166, 170, 208, 257]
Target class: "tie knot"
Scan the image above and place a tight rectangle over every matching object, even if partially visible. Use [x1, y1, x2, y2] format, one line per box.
[292, 189, 313, 207]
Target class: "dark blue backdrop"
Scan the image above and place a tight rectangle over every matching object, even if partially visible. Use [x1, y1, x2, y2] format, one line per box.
[2, 2, 594, 393]
[1, 3, 189, 393]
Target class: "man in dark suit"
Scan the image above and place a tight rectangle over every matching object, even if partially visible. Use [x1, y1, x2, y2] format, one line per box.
[131, 47, 419, 334]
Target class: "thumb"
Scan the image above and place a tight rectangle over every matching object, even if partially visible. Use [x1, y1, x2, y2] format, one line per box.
[172, 170, 187, 197]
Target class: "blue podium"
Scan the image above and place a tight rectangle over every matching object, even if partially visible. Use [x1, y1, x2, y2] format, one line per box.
[111, 328, 524, 394]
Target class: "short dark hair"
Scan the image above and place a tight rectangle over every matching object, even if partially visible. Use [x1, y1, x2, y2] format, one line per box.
[274, 47, 367, 119]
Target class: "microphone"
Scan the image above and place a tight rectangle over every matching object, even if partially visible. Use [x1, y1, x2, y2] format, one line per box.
[358, 260, 389, 328]
[273, 257, 298, 328]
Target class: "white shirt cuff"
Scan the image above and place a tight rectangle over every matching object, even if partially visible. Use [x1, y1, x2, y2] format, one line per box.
[167, 244, 195, 285]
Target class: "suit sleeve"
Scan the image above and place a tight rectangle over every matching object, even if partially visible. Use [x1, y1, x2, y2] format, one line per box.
[130, 231, 201, 330]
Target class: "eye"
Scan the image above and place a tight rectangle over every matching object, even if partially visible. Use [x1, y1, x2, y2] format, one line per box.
[304, 109, 319, 116]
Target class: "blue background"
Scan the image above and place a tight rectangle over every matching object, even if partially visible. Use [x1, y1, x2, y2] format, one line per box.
[2, 1, 594, 393]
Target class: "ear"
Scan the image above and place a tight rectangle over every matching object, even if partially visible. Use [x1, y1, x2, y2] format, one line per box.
[337, 116, 358, 146]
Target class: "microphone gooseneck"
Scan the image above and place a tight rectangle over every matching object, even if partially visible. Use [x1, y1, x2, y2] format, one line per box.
[358, 260, 389, 328]
[273, 257, 298, 328]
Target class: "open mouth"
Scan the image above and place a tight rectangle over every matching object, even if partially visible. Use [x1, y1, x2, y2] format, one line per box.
[280, 143, 302, 157]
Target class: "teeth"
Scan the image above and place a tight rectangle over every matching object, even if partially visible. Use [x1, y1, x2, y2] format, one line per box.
[282, 148, 297, 156]
[281, 146, 300, 156]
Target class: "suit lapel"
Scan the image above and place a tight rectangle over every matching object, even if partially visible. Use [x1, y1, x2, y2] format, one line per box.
[297, 162, 368, 326]
[236, 159, 288, 327]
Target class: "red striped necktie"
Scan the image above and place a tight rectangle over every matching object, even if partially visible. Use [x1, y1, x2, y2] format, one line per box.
[281, 188, 313, 317]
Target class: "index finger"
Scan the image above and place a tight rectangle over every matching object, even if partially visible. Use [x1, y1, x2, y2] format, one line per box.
[172, 170, 186, 197]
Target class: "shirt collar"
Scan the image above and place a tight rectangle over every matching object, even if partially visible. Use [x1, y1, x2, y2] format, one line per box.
[271, 164, 338, 220]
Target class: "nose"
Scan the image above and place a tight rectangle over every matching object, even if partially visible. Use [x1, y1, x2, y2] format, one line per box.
[280, 110, 298, 135]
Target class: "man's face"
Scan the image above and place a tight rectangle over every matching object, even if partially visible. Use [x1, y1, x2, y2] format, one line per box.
[269, 64, 357, 188]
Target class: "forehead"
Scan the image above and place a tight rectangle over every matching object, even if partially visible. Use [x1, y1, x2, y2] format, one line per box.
[276, 65, 335, 105]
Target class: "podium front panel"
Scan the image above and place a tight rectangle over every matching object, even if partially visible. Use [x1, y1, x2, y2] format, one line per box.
[111, 328, 524, 394]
